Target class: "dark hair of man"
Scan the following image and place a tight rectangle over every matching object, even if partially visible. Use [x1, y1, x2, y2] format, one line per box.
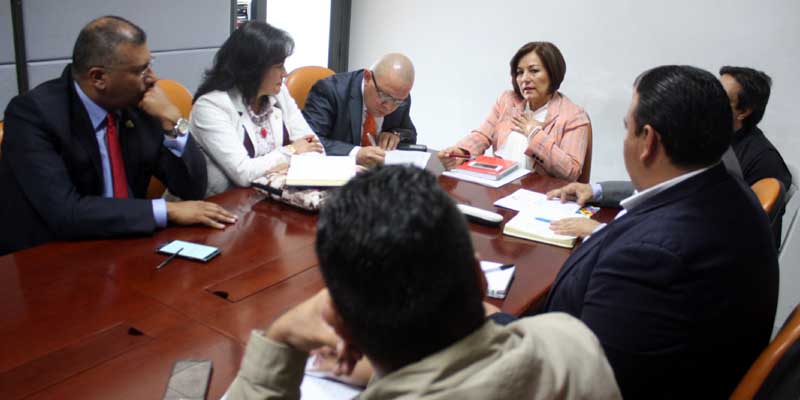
[510, 41, 566, 98]
[633, 65, 733, 168]
[194, 21, 293, 104]
[719, 66, 772, 131]
[72, 16, 147, 77]
[316, 166, 485, 370]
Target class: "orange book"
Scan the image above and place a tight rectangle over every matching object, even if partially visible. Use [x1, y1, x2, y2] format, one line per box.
[454, 155, 519, 181]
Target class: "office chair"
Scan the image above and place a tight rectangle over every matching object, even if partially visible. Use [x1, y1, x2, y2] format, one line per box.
[285, 66, 335, 109]
[577, 124, 592, 183]
[731, 304, 800, 399]
[752, 177, 783, 215]
[146, 79, 194, 199]
[0, 120, 4, 160]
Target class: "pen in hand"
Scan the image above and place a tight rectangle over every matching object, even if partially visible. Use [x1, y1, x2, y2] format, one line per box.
[156, 247, 183, 270]
[483, 263, 515, 273]
[367, 133, 378, 147]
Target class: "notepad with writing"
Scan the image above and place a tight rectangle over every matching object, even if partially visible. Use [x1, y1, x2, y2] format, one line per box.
[481, 261, 515, 299]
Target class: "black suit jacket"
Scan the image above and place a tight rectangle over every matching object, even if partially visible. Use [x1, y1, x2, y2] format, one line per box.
[544, 164, 779, 399]
[302, 69, 416, 155]
[0, 66, 207, 255]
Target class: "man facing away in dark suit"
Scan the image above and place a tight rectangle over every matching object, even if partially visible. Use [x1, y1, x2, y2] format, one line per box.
[0, 16, 236, 255]
[302, 53, 416, 167]
[542, 66, 779, 398]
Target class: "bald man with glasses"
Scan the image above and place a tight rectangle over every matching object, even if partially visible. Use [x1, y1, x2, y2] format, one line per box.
[303, 53, 417, 167]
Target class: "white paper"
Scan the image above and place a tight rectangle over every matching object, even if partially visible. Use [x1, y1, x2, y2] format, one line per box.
[480, 261, 515, 299]
[494, 188, 582, 217]
[442, 168, 530, 188]
[287, 155, 356, 186]
[217, 358, 363, 400]
[384, 150, 431, 169]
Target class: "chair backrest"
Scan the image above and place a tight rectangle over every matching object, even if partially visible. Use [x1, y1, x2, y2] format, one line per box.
[285, 66, 335, 109]
[0, 120, 4, 160]
[156, 79, 193, 118]
[731, 304, 800, 399]
[752, 177, 782, 215]
[148, 79, 193, 199]
[577, 123, 592, 183]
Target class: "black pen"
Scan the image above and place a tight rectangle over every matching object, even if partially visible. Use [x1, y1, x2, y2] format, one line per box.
[156, 247, 183, 270]
[484, 263, 515, 273]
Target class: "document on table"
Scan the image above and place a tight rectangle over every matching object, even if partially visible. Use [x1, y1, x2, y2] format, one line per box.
[384, 150, 431, 169]
[495, 189, 589, 249]
[480, 261, 515, 299]
[494, 188, 581, 214]
[286, 154, 356, 187]
[442, 167, 530, 188]
[219, 357, 363, 400]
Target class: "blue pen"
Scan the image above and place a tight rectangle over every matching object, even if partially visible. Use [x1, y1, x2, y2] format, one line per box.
[535, 217, 552, 223]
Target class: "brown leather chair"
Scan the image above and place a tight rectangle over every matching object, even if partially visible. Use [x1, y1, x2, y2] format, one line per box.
[285, 66, 335, 109]
[577, 124, 592, 183]
[731, 304, 800, 399]
[146, 79, 194, 199]
[752, 177, 782, 215]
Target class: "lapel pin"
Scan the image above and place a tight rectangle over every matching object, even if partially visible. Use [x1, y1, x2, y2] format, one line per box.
[125, 120, 135, 129]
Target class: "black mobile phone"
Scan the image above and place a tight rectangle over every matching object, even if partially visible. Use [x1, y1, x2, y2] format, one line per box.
[163, 359, 212, 400]
[469, 161, 502, 171]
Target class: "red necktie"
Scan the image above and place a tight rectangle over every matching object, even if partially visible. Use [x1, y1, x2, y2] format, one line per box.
[106, 113, 129, 198]
[361, 112, 376, 146]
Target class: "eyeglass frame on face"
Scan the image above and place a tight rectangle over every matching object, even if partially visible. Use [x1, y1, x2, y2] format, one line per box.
[371, 74, 407, 106]
[96, 57, 155, 79]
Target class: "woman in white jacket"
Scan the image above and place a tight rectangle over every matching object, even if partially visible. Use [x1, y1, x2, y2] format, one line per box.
[190, 21, 323, 198]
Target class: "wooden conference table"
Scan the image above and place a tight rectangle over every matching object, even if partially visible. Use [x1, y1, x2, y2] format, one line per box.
[0, 158, 616, 399]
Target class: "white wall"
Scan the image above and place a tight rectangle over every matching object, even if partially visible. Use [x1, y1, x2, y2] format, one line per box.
[267, 0, 330, 74]
[349, 0, 800, 182]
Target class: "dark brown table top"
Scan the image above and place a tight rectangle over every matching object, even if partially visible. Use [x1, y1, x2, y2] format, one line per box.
[0, 159, 616, 399]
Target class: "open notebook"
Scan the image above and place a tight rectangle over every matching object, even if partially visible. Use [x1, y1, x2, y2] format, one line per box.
[495, 189, 592, 248]
[286, 154, 356, 187]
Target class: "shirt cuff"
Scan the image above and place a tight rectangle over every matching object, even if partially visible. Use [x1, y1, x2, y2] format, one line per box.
[591, 183, 603, 202]
[152, 198, 168, 228]
[229, 330, 308, 398]
[348, 146, 361, 157]
[163, 132, 189, 157]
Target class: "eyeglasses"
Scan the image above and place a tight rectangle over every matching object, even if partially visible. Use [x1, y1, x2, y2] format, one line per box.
[99, 58, 155, 79]
[371, 74, 406, 106]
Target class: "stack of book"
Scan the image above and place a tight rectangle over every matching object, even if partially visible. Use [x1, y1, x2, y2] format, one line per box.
[450, 155, 519, 181]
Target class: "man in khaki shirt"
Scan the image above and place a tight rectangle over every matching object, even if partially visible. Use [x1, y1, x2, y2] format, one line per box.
[227, 166, 621, 399]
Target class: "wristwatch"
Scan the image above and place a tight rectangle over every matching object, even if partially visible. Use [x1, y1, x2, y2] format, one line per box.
[167, 117, 189, 138]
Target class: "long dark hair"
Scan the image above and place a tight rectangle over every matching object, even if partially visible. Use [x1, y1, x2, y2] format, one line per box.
[194, 21, 294, 104]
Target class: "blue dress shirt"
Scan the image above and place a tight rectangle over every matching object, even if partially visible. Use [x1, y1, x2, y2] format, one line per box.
[74, 82, 188, 228]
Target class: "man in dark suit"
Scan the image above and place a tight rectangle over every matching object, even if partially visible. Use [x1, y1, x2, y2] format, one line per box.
[0, 16, 236, 255]
[302, 53, 416, 167]
[543, 66, 779, 398]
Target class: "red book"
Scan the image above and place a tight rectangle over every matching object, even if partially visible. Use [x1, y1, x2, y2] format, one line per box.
[454, 155, 519, 180]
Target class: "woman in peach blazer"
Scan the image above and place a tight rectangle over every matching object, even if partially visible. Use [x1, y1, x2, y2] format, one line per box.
[439, 42, 590, 182]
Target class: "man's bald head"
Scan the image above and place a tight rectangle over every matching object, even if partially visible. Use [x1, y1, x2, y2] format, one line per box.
[371, 53, 415, 88]
[72, 15, 147, 77]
